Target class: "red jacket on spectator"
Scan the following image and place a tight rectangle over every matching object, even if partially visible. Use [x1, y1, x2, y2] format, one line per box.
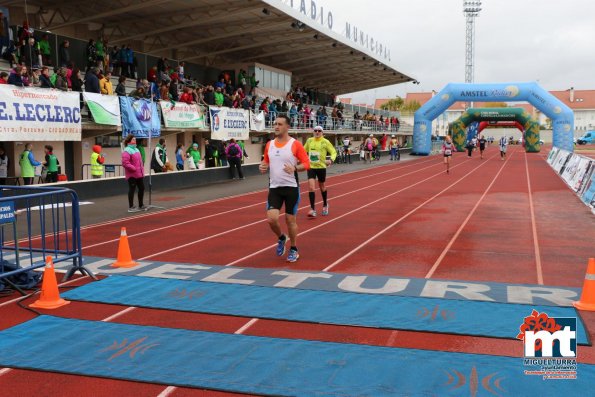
[179, 92, 194, 104]
[0, 77, 7, 84]
[147, 68, 157, 82]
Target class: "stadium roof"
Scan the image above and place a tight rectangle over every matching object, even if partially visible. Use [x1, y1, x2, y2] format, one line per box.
[17, 0, 414, 94]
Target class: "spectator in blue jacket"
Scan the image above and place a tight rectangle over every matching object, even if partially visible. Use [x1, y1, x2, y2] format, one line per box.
[84, 67, 100, 93]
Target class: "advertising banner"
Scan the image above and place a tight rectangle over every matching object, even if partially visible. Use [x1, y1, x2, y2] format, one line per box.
[209, 107, 249, 140]
[159, 101, 206, 129]
[0, 85, 81, 141]
[250, 111, 266, 132]
[120, 97, 161, 138]
[83, 92, 121, 126]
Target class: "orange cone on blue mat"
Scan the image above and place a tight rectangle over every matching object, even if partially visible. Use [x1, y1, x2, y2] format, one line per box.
[111, 227, 139, 268]
[573, 258, 595, 311]
[30, 257, 70, 309]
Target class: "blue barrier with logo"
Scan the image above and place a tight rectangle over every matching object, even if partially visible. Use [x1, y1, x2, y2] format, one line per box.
[119, 97, 161, 138]
[413, 82, 574, 155]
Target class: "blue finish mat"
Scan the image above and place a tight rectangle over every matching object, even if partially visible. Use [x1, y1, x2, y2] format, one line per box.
[0, 316, 592, 396]
[62, 275, 591, 344]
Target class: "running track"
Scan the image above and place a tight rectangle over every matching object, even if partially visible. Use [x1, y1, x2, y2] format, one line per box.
[1, 145, 594, 396]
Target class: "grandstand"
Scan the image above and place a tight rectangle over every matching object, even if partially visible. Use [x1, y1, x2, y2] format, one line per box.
[0, 0, 413, 184]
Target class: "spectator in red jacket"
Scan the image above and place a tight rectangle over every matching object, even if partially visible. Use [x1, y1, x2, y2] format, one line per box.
[179, 86, 195, 104]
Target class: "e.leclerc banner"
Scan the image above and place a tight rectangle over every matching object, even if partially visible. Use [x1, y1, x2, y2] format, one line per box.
[159, 101, 206, 129]
[0, 85, 81, 141]
[83, 92, 121, 126]
[120, 97, 161, 138]
[209, 107, 249, 140]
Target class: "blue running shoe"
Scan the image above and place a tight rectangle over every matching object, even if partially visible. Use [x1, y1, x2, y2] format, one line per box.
[287, 248, 299, 263]
[276, 236, 287, 256]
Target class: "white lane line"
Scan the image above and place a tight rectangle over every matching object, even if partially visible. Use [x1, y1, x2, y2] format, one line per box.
[424, 151, 513, 279]
[83, 158, 435, 250]
[524, 151, 544, 285]
[140, 161, 442, 261]
[226, 157, 475, 267]
[323, 154, 498, 272]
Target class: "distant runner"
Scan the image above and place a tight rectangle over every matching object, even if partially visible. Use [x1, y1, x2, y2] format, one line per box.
[499, 135, 508, 160]
[442, 135, 456, 174]
[478, 135, 487, 159]
[259, 115, 310, 263]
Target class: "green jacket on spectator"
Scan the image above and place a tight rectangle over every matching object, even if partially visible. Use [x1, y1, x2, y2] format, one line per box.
[39, 39, 51, 56]
[96, 41, 104, 58]
[214, 91, 224, 106]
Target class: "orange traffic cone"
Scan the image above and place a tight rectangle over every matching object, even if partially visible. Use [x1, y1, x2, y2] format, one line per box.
[111, 227, 139, 268]
[30, 257, 70, 309]
[574, 258, 595, 311]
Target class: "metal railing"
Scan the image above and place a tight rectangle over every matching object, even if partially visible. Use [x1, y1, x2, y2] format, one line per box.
[0, 186, 94, 291]
[81, 164, 125, 179]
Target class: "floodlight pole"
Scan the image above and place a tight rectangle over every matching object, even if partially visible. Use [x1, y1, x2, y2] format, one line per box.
[463, 0, 482, 108]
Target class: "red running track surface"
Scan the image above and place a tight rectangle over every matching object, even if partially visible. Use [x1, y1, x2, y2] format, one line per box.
[1, 146, 594, 396]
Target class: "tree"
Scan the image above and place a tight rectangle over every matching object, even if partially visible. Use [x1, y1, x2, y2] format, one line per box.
[380, 96, 404, 111]
[401, 100, 421, 112]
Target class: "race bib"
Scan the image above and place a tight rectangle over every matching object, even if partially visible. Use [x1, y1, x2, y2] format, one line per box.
[309, 150, 320, 162]
[445, 149, 452, 155]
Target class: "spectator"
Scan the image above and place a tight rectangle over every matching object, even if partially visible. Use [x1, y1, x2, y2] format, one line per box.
[121, 134, 146, 212]
[84, 67, 100, 93]
[19, 143, 41, 185]
[130, 50, 137, 79]
[289, 104, 298, 127]
[169, 77, 179, 101]
[118, 44, 128, 76]
[0, 71, 7, 84]
[159, 81, 170, 101]
[90, 144, 105, 178]
[175, 143, 185, 171]
[147, 66, 157, 82]
[28, 67, 40, 87]
[21, 37, 39, 68]
[0, 146, 8, 185]
[250, 72, 259, 89]
[38, 34, 52, 66]
[214, 86, 224, 106]
[151, 138, 167, 173]
[178, 61, 185, 81]
[214, 77, 225, 90]
[39, 66, 53, 88]
[100, 71, 113, 95]
[204, 85, 215, 105]
[95, 37, 105, 68]
[71, 67, 83, 92]
[204, 139, 217, 168]
[85, 39, 96, 71]
[238, 69, 246, 91]
[129, 86, 146, 99]
[110, 45, 120, 75]
[226, 138, 244, 179]
[187, 142, 201, 169]
[43, 145, 59, 183]
[55, 67, 69, 91]
[179, 86, 194, 104]
[115, 75, 127, 96]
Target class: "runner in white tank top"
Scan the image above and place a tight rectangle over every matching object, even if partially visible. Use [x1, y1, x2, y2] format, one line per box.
[259, 115, 310, 263]
[441, 135, 456, 174]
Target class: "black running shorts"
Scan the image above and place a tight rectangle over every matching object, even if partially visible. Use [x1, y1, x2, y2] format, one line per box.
[307, 168, 327, 183]
[267, 187, 301, 215]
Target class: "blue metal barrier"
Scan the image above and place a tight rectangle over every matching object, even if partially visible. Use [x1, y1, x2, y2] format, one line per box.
[0, 185, 95, 288]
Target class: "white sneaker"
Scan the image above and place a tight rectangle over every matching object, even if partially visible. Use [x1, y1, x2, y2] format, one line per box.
[128, 206, 139, 213]
[308, 209, 317, 218]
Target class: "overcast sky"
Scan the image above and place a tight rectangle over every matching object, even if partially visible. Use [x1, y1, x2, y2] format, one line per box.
[315, 0, 595, 104]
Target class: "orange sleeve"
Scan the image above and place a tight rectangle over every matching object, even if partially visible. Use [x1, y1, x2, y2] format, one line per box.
[263, 141, 271, 164]
[292, 140, 310, 170]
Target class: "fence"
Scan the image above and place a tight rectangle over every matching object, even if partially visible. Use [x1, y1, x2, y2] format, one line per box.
[81, 164, 125, 179]
[0, 185, 94, 292]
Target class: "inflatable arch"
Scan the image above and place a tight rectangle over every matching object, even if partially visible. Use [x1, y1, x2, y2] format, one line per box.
[412, 82, 574, 155]
[450, 107, 541, 152]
